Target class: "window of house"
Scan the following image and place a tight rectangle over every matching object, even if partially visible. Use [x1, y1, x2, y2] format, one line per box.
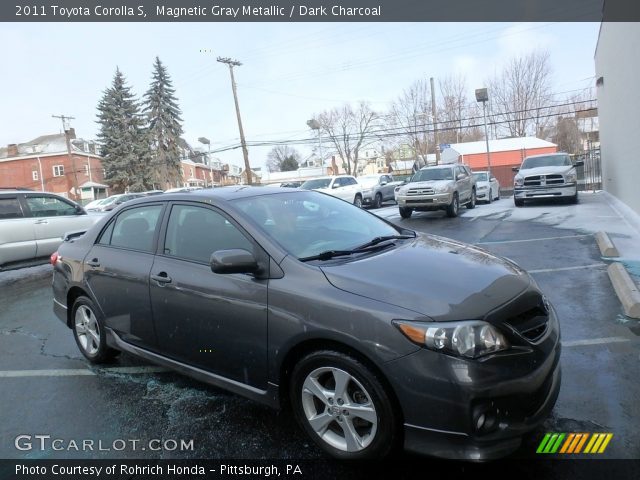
[32, 170, 38, 181]
[53, 165, 64, 177]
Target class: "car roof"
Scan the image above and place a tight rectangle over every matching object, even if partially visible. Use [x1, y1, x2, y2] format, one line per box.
[124, 185, 302, 204]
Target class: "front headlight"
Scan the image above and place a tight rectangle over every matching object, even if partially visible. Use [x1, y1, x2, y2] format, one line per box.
[362, 187, 373, 194]
[478, 185, 488, 190]
[514, 176, 524, 187]
[434, 184, 451, 193]
[394, 320, 509, 359]
[565, 172, 576, 183]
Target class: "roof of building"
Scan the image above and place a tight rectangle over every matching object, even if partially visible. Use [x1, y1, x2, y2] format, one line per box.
[444, 137, 556, 156]
[0, 133, 99, 159]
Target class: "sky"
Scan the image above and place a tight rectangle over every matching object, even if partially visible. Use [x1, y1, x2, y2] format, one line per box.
[0, 22, 600, 170]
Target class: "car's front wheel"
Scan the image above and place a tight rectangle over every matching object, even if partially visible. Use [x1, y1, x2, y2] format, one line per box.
[488, 189, 493, 203]
[353, 194, 363, 208]
[71, 296, 118, 363]
[290, 350, 398, 460]
[466, 188, 476, 209]
[399, 207, 413, 218]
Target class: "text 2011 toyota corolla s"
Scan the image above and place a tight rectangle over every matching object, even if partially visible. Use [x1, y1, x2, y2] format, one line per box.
[52, 187, 561, 461]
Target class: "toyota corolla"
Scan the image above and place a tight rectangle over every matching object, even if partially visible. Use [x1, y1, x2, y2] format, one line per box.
[51, 187, 561, 461]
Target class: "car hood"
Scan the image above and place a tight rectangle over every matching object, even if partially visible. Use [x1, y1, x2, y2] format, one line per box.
[518, 165, 573, 176]
[401, 180, 453, 191]
[320, 235, 532, 321]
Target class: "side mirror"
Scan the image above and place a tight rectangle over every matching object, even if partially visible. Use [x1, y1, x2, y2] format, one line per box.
[380, 180, 388, 186]
[456, 173, 466, 180]
[75, 205, 86, 215]
[512, 167, 520, 172]
[332, 183, 340, 189]
[574, 160, 584, 167]
[210, 249, 258, 274]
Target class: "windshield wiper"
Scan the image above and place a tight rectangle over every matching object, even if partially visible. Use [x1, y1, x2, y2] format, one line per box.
[353, 234, 415, 250]
[299, 235, 414, 262]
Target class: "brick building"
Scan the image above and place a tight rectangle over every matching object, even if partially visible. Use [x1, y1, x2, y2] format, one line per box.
[0, 130, 107, 202]
[440, 137, 558, 190]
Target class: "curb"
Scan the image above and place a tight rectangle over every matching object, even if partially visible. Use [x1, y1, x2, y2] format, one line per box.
[595, 231, 619, 257]
[607, 263, 640, 319]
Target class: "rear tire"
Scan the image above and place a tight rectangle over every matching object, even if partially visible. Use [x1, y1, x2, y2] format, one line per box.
[71, 296, 119, 364]
[373, 193, 383, 209]
[290, 350, 399, 460]
[399, 207, 413, 219]
[446, 193, 459, 217]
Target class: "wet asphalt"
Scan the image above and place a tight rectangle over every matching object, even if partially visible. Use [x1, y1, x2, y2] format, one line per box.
[0, 194, 638, 470]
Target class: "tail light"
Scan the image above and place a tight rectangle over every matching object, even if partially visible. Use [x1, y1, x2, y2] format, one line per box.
[50, 251, 59, 266]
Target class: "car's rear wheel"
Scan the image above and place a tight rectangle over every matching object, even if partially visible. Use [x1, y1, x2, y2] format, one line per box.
[71, 296, 118, 363]
[466, 189, 476, 209]
[446, 193, 459, 217]
[373, 193, 383, 209]
[353, 194, 363, 208]
[290, 350, 398, 460]
[399, 207, 413, 219]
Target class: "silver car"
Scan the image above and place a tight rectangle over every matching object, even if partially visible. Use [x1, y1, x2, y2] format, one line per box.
[0, 190, 100, 269]
[394, 164, 477, 218]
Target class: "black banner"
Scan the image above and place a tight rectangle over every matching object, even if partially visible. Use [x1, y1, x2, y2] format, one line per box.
[2, 0, 636, 23]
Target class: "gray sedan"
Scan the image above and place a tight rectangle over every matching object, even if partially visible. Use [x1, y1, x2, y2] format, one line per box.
[51, 187, 560, 461]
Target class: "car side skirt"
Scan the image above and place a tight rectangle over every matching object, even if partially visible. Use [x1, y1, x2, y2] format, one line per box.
[106, 328, 280, 408]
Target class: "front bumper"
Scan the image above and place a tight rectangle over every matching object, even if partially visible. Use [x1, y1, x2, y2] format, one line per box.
[396, 192, 452, 209]
[477, 189, 490, 199]
[514, 183, 576, 199]
[383, 303, 562, 460]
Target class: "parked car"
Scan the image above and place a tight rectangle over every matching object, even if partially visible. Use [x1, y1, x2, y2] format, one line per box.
[358, 174, 401, 208]
[472, 171, 500, 203]
[83, 197, 110, 210]
[52, 187, 561, 461]
[513, 153, 583, 207]
[0, 190, 99, 270]
[86, 193, 145, 212]
[165, 186, 204, 193]
[300, 175, 363, 207]
[394, 164, 477, 218]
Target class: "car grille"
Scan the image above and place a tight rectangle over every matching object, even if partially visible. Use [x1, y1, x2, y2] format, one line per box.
[523, 174, 565, 186]
[406, 199, 433, 204]
[505, 303, 549, 342]
[407, 188, 435, 195]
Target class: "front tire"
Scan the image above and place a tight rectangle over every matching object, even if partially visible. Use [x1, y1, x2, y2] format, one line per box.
[71, 296, 118, 364]
[290, 350, 398, 460]
[399, 207, 413, 219]
[353, 194, 363, 208]
[446, 193, 459, 217]
[488, 189, 493, 204]
[514, 198, 525, 207]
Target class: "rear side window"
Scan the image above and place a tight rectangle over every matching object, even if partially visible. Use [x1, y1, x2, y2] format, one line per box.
[0, 197, 23, 219]
[25, 195, 77, 217]
[163, 204, 253, 264]
[106, 205, 163, 253]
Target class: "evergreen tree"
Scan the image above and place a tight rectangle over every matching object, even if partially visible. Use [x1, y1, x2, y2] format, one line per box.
[143, 57, 184, 188]
[96, 68, 152, 192]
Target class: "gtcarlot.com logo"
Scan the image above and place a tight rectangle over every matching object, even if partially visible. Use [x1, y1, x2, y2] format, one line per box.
[14, 435, 194, 452]
[536, 432, 613, 454]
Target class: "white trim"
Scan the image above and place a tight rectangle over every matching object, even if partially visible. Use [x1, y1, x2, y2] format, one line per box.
[0, 151, 102, 163]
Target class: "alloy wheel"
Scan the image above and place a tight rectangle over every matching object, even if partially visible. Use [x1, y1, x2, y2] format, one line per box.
[300, 367, 378, 452]
[74, 305, 100, 356]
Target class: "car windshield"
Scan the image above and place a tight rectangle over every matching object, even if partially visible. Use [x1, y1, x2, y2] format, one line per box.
[358, 176, 380, 187]
[233, 191, 404, 259]
[473, 173, 488, 182]
[412, 168, 454, 182]
[521, 155, 572, 169]
[301, 178, 332, 189]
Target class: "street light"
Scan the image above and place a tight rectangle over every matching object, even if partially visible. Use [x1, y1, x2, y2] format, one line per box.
[198, 136, 213, 187]
[306, 119, 323, 169]
[475, 88, 492, 177]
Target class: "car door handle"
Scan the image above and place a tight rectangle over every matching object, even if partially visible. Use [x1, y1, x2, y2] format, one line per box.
[34, 219, 48, 224]
[151, 273, 172, 284]
[86, 259, 100, 268]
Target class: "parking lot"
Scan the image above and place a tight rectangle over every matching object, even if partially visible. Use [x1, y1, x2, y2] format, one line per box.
[0, 192, 638, 465]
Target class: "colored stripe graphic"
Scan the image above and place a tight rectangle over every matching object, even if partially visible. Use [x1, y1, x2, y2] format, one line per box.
[537, 433, 613, 454]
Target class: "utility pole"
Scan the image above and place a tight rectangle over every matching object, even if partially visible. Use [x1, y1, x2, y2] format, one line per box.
[430, 77, 440, 165]
[217, 57, 252, 185]
[52, 114, 80, 201]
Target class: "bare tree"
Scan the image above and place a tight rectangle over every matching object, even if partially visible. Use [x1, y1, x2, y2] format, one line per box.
[388, 79, 432, 159]
[316, 102, 380, 176]
[488, 50, 552, 138]
[266, 145, 300, 172]
[438, 75, 468, 144]
[552, 117, 582, 154]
